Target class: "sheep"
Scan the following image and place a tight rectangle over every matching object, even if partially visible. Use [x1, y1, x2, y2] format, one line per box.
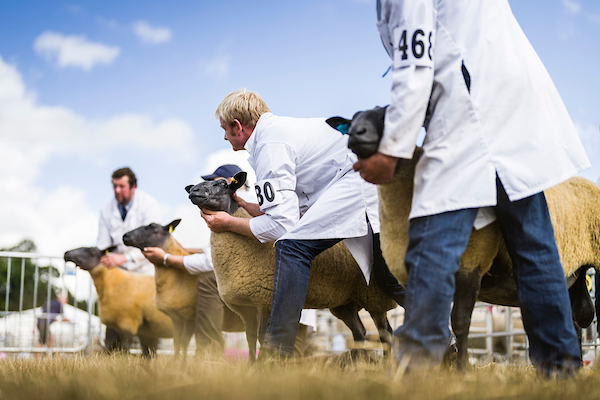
[121, 222, 199, 358]
[326, 106, 600, 367]
[185, 173, 398, 363]
[63, 246, 174, 357]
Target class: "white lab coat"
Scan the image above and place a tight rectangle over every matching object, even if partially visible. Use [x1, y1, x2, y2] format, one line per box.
[377, 0, 590, 220]
[97, 190, 162, 276]
[245, 113, 380, 282]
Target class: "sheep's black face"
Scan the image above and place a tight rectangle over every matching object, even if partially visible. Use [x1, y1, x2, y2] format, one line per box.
[347, 107, 386, 159]
[123, 220, 181, 250]
[326, 106, 387, 159]
[186, 179, 231, 212]
[64, 247, 104, 271]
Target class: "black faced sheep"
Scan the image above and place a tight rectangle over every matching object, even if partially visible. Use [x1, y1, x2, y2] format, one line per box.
[122, 221, 198, 358]
[63, 247, 174, 357]
[327, 107, 599, 368]
[185, 173, 398, 363]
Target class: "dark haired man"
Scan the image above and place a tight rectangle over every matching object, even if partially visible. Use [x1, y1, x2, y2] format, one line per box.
[97, 167, 162, 275]
[97, 167, 162, 352]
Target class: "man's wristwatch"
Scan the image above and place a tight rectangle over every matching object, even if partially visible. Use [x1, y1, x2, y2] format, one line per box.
[163, 253, 171, 267]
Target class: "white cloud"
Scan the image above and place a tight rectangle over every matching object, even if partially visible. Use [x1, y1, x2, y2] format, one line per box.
[0, 56, 195, 255]
[201, 53, 231, 81]
[587, 14, 600, 25]
[132, 21, 172, 44]
[34, 31, 120, 71]
[561, 0, 582, 15]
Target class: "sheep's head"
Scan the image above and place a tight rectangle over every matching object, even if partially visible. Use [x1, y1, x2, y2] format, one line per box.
[185, 171, 247, 215]
[64, 246, 116, 271]
[122, 219, 181, 250]
[326, 106, 387, 159]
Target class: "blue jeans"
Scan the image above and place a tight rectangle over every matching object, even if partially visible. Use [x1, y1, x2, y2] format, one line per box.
[262, 238, 341, 356]
[396, 178, 581, 373]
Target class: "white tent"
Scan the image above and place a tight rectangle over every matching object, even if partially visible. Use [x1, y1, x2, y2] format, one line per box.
[0, 304, 102, 350]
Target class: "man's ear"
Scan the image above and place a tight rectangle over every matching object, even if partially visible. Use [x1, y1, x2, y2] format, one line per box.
[232, 119, 243, 135]
[165, 219, 181, 233]
[325, 117, 352, 135]
[229, 172, 247, 194]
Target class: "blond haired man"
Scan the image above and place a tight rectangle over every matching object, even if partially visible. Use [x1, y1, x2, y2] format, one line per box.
[202, 89, 403, 359]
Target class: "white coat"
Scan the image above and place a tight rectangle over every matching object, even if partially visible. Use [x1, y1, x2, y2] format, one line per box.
[377, 0, 590, 220]
[245, 113, 380, 282]
[97, 190, 162, 276]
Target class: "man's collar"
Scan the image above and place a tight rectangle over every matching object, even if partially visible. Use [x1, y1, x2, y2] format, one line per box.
[245, 112, 271, 153]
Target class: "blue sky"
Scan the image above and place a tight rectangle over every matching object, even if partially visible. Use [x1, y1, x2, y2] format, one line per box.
[0, 0, 599, 257]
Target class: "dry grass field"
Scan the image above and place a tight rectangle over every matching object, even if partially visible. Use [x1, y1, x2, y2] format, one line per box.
[1, 353, 600, 400]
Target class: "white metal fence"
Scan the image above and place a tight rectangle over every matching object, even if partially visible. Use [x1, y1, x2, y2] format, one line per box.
[0, 251, 100, 358]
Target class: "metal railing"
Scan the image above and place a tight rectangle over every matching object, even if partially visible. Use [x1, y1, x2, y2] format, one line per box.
[0, 251, 100, 358]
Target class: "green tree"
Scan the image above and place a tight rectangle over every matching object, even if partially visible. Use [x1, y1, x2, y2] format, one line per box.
[0, 240, 62, 312]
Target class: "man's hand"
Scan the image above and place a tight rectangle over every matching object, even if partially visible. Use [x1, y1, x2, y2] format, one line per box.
[142, 247, 166, 265]
[232, 193, 248, 209]
[233, 193, 263, 217]
[201, 209, 233, 232]
[100, 253, 127, 268]
[353, 152, 399, 184]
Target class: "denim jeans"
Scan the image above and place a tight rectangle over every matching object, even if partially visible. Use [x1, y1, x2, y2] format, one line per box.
[396, 178, 581, 373]
[262, 238, 341, 356]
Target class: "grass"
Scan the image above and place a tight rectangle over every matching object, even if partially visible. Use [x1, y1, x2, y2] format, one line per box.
[0, 353, 600, 400]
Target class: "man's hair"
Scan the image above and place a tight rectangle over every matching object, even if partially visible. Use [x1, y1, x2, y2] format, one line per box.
[112, 167, 137, 188]
[215, 88, 271, 127]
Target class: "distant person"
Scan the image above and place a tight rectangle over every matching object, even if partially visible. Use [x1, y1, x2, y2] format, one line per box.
[97, 167, 162, 351]
[37, 293, 68, 347]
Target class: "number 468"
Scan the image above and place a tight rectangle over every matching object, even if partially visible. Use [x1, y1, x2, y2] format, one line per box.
[398, 29, 433, 61]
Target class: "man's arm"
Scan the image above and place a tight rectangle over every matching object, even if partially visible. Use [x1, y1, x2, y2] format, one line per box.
[356, 0, 435, 184]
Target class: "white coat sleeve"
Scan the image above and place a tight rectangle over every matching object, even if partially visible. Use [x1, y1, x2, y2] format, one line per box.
[248, 142, 300, 243]
[378, 0, 435, 159]
[182, 253, 214, 275]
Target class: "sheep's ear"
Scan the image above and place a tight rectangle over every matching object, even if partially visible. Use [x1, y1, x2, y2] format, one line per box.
[185, 184, 194, 194]
[325, 117, 352, 135]
[229, 172, 247, 193]
[165, 219, 181, 233]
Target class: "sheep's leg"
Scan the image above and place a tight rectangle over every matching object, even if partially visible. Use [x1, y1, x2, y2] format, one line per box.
[330, 302, 367, 343]
[569, 266, 594, 329]
[451, 268, 482, 369]
[171, 319, 184, 358]
[119, 332, 135, 355]
[139, 335, 159, 358]
[179, 319, 196, 359]
[330, 302, 368, 361]
[257, 309, 270, 345]
[568, 266, 594, 356]
[367, 311, 393, 354]
[236, 306, 259, 363]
